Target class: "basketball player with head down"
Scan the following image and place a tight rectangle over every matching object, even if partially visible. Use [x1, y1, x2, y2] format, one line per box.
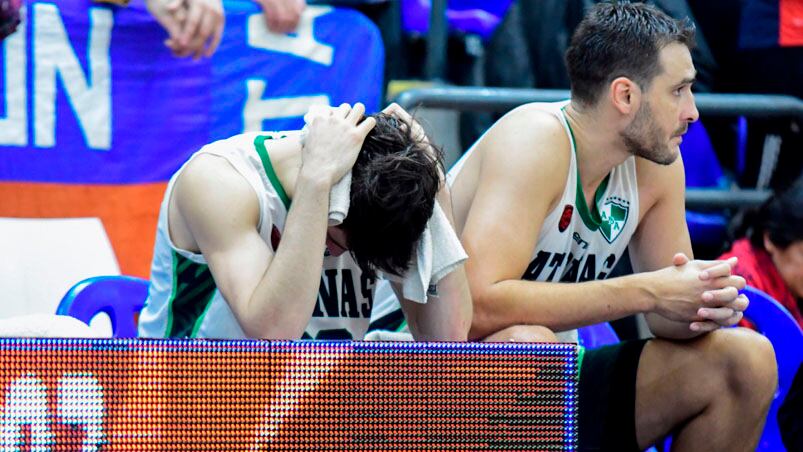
[138, 102, 471, 342]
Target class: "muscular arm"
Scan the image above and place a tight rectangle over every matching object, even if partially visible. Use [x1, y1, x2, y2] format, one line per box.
[629, 157, 698, 339]
[464, 109, 649, 338]
[629, 157, 746, 339]
[174, 104, 374, 339]
[381, 102, 473, 341]
[397, 185, 472, 341]
[463, 108, 741, 340]
[174, 155, 332, 339]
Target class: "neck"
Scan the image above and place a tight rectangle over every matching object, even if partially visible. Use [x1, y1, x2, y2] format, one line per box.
[267, 135, 304, 200]
[564, 101, 631, 192]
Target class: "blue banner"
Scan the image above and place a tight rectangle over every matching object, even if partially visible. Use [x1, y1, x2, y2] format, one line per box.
[0, 0, 384, 184]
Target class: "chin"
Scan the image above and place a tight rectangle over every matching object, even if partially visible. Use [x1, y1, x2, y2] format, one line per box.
[654, 148, 679, 166]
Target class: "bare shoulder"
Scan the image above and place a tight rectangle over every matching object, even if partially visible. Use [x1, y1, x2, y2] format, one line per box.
[476, 104, 571, 202]
[172, 153, 260, 242]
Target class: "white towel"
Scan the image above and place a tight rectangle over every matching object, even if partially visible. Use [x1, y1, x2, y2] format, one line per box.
[384, 202, 468, 304]
[301, 105, 351, 225]
[327, 173, 350, 226]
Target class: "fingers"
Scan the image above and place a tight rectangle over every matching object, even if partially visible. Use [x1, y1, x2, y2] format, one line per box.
[709, 293, 749, 312]
[280, 7, 302, 33]
[689, 320, 720, 333]
[193, 11, 217, 59]
[698, 257, 738, 280]
[355, 115, 377, 137]
[261, 0, 302, 34]
[162, 0, 223, 59]
[730, 293, 749, 312]
[260, 0, 280, 32]
[159, 0, 184, 38]
[179, 0, 203, 48]
[205, 12, 224, 57]
[709, 274, 746, 291]
[721, 310, 744, 327]
[166, 0, 185, 17]
[382, 102, 412, 121]
[710, 295, 749, 327]
[306, 103, 374, 137]
[672, 252, 690, 266]
[334, 103, 351, 118]
[346, 102, 365, 125]
[696, 310, 744, 328]
[697, 306, 735, 322]
[701, 286, 739, 305]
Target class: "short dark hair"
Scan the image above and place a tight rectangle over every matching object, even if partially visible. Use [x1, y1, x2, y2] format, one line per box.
[342, 113, 443, 278]
[735, 176, 803, 251]
[565, 1, 696, 106]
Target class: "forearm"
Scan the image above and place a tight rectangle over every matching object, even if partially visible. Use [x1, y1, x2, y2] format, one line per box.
[405, 265, 472, 341]
[414, 188, 472, 340]
[471, 272, 657, 339]
[242, 173, 330, 338]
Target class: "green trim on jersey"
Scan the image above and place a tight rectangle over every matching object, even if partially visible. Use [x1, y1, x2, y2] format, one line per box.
[190, 298, 214, 338]
[367, 308, 405, 333]
[164, 251, 218, 338]
[574, 172, 610, 231]
[561, 107, 610, 231]
[254, 135, 290, 209]
[577, 345, 586, 378]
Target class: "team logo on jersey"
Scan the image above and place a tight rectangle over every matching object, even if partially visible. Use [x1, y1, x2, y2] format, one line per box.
[599, 197, 629, 243]
[558, 205, 573, 232]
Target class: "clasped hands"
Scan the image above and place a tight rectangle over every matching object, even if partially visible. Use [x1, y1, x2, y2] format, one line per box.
[145, 0, 305, 60]
[655, 253, 748, 333]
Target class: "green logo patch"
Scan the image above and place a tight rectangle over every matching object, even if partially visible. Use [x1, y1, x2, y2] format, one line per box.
[599, 198, 629, 243]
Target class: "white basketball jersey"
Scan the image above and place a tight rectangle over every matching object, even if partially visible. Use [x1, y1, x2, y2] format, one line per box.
[138, 132, 376, 340]
[449, 101, 640, 342]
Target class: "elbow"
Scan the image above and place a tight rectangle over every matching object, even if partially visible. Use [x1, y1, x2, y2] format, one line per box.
[427, 314, 471, 341]
[237, 308, 305, 340]
[240, 320, 276, 340]
[467, 291, 497, 340]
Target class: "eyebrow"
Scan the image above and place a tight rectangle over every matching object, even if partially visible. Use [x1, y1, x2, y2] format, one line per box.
[677, 74, 697, 87]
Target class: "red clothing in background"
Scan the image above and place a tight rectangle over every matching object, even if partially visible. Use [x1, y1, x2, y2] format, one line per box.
[780, 0, 803, 46]
[719, 238, 803, 328]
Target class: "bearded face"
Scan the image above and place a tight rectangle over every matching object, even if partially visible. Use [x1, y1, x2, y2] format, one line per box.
[621, 101, 688, 166]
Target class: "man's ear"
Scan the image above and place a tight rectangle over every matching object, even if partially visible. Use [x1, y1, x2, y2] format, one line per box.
[609, 77, 641, 116]
[763, 232, 778, 255]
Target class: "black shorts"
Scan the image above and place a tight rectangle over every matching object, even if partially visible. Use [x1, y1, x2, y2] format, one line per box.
[577, 339, 649, 452]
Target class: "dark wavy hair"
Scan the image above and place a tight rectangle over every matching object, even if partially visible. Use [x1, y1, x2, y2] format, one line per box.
[341, 113, 444, 278]
[729, 176, 803, 251]
[565, 1, 696, 106]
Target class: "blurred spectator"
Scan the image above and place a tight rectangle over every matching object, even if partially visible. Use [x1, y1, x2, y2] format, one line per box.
[147, 0, 224, 59]
[94, 0, 225, 58]
[255, 0, 305, 34]
[719, 173, 803, 328]
[0, 0, 21, 41]
[95, 0, 304, 60]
